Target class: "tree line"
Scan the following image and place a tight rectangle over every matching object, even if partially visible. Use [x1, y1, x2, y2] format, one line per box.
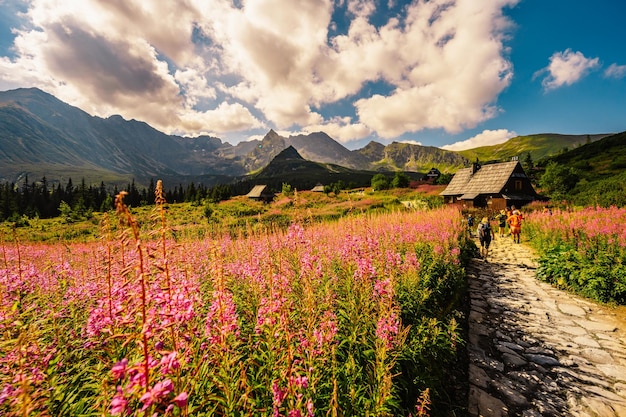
[0, 177, 232, 222]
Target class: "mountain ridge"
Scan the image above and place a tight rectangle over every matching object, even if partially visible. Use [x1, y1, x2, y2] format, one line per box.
[0, 87, 615, 188]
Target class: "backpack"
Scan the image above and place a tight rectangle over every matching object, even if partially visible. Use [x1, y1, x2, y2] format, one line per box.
[509, 215, 521, 227]
[478, 222, 490, 238]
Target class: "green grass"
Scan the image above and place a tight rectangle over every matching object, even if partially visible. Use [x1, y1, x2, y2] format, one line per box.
[1, 186, 446, 243]
[458, 133, 610, 163]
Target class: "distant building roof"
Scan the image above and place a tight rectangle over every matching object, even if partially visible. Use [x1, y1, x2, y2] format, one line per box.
[246, 184, 269, 198]
[311, 184, 325, 192]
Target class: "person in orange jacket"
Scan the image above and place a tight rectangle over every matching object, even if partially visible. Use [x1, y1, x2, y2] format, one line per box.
[507, 210, 523, 244]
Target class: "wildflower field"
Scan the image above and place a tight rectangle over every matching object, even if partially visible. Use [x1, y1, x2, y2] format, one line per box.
[524, 206, 626, 305]
[0, 189, 472, 416]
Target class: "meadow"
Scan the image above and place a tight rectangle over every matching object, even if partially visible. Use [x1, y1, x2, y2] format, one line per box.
[524, 205, 626, 305]
[0, 184, 472, 416]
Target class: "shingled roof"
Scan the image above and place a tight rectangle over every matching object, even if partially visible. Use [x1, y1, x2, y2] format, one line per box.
[440, 167, 473, 196]
[440, 161, 520, 198]
[246, 185, 269, 198]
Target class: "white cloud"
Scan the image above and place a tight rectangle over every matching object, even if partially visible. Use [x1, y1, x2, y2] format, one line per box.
[0, 0, 520, 142]
[178, 101, 264, 133]
[604, 63, 626, 79]
[441, 129, 517, 151]
[350, 0, 517, 137]
[346, 0, 377, 18]
[301, 116, 372, 144]
[534, 49, 600, 91]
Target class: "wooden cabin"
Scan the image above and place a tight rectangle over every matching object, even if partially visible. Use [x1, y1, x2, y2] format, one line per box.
[311, 184, 325, 192]
[424, 167, 441, 182]
[440, 161, 538, 211]
[246, 185, 275, 202]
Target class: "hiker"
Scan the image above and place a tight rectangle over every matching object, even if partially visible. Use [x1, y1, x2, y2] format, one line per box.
[477, 217, 495, 259]
[467, 214, 475, 237]
[496, 209, 507, 237]
[507, 210, 523, 244]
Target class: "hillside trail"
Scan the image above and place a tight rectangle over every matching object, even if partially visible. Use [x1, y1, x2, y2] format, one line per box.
[466, 232, 626, 416]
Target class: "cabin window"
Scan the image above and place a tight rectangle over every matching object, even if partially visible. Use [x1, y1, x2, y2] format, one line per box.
[515, 180, 523, 191]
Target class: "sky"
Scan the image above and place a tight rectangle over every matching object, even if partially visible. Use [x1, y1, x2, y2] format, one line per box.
[0, 0, 625, 151]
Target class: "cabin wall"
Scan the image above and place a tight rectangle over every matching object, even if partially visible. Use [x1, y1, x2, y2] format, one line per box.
[502, 180, 535, 196]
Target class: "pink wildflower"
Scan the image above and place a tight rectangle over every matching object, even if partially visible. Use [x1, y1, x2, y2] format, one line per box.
[289, 374, 308, 389]
[272, 381, 286, 417]
[376, 312, 400, 349]
[206, 289, 240, 344]
[172, 391, 188, 408]
[255, 294, 287, 333]
[111, 358, 128, 380]
[139, 378, 174, 411]
[110, 387, 128, 415]
[373, 278, 393, 299]
[354, 257, 376, 281]
[159, 351, 180, 375]
[0, 385, 15, 405]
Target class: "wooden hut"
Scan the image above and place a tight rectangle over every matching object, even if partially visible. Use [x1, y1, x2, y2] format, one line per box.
[246, 185, 274, 202]
[425, 167, 441, 182]
[311, 184, 325, 192]
[440, 161, 538, 210]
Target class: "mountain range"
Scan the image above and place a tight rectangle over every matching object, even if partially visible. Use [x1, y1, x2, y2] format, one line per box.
[0, 87, 613, 188]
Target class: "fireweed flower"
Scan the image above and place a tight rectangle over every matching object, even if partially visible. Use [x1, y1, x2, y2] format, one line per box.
[449, 247, 461, 265]
[172, 391, 188, 408]
[0, 385, 15, 406]
[159, 351, 180, 375]
[312, 311, 338, 354]
[384, 250, 403, 275]
[376, 312, 400, 349]
[111, 358, 128, 380]
[140, 378, 174, 411]
[289, 374, 309, 390]
[110, 387, 128, 415]
[402, 251, 421, 273]
[285, 223, 308, 251]
[205, 289, 240, 345]
[256, 295, 286, 332]
[373, 278, 393, 299]
[272, 382, 286, 417]
[354, 257, 376, 281]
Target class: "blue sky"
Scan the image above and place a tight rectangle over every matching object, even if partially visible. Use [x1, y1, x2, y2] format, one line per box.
[0, 0, 624, 151]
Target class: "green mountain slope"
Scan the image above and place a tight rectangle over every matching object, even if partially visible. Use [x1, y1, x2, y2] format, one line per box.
[232, 146, 420, 194]
[458, 133, 611, 163]
[354, 141, 468, 173]
[541, 131, 626, 207]
[546, 131, 626, 177]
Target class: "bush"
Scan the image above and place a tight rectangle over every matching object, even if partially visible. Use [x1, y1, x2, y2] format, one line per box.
[371, 173, 390, 191]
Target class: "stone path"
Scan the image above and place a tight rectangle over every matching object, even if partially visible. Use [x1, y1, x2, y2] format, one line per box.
[467, 234, 626, 416]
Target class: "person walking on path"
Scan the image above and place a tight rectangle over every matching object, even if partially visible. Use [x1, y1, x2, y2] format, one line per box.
[477, 216, 495, 259]
[496, 209, 507, 237]
[507, 209, 523, 244]
[467, 213, 475, 237]
[467, 235, 626, 417]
